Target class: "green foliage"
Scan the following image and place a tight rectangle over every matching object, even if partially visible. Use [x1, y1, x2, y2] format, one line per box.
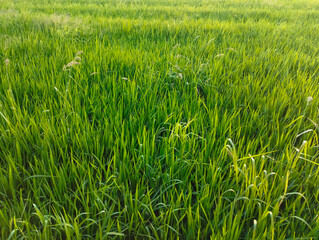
[1, 0, 319, 239]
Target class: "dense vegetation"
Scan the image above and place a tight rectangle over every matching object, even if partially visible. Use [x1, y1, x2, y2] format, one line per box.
[1, 0, 319, 239]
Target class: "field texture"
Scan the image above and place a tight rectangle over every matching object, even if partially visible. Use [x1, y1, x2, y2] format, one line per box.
[1, 0, 319, 239]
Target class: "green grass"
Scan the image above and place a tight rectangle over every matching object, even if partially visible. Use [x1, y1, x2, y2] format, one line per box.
[1, 0, 319, 239]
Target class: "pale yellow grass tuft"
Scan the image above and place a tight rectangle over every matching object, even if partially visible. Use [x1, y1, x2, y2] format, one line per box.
[63, 61, 80, 71]
[214, 54, 225, 58]
[227, 48, 237, 52]
[307, 96, 313, 104]
[5, 59, 10, 66]
[63, 53, 82, 71]
[76, 51, 83, 56]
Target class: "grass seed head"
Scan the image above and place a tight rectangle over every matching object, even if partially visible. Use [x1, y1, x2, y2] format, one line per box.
[5, 59, 10, 66]
[215, 54, 225, 58]
[227, 47, 237, 52]
[306, 96, 313, 104]
[173, 44, 180, 49]
[76, 51, 83, 56]
[63, 57, 81, 71]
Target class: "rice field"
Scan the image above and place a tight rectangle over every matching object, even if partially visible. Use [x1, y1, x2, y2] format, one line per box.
[1, 0, 319, 239]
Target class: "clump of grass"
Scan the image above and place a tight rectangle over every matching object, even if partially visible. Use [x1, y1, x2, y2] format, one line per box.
[0, 0, 319, 239]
